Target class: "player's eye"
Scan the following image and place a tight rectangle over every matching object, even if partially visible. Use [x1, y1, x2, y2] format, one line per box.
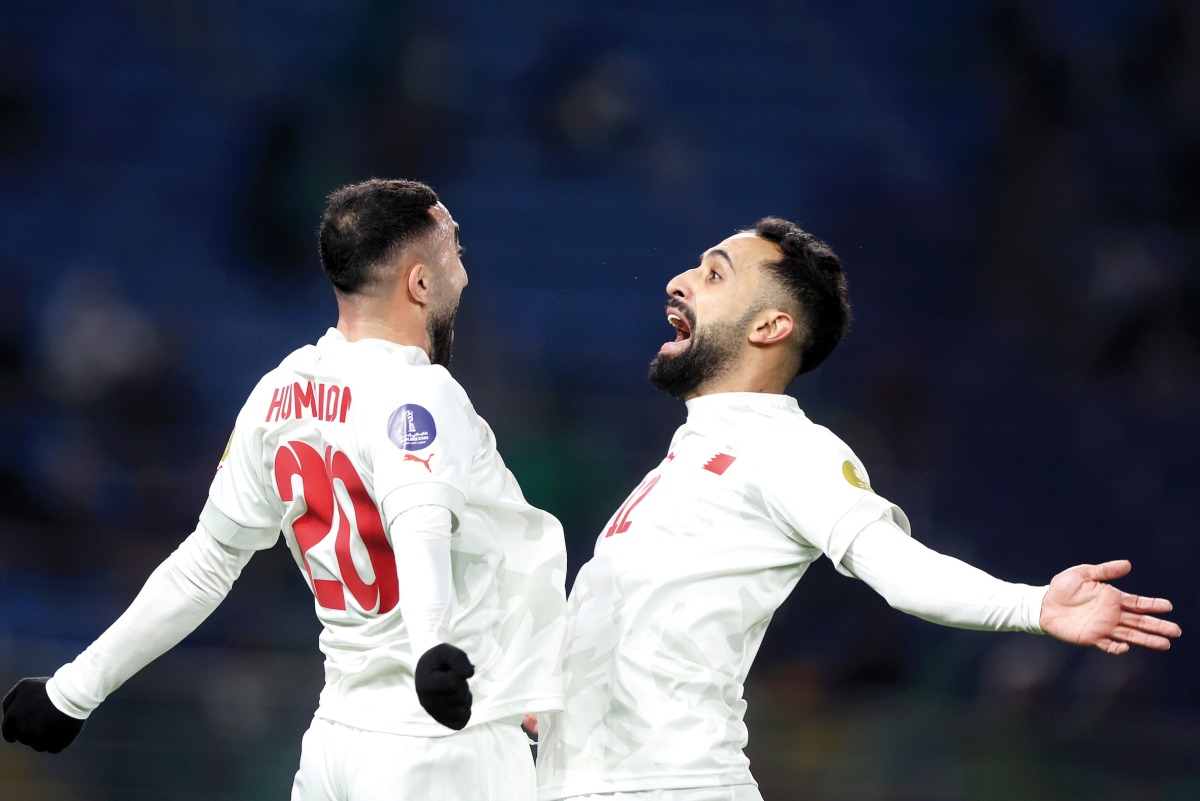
[707, 269, 721, 281]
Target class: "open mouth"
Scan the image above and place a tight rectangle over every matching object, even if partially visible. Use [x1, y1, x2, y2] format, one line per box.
[660, 304, 693, 355]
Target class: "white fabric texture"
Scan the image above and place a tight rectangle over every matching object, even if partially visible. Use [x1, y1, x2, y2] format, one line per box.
[205, 329, 567, 735]
[393, 504, 454, 657]
[47, 328, 567, 741]
[538, 393, 906, 799]
[537, 392, 1045, 801]
[556, 788, 764, 801]
[841, 518, 1046, 633]
[290, 717, 536, 801]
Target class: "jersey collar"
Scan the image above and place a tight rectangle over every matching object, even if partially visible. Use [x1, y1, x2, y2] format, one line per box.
[684, 391, 800, 420]
[319, 328, 432, 366]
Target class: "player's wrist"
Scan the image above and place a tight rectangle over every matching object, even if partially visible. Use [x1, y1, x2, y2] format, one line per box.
[44, 674, 92, 720]
[1024, 585, 1051, 634]
[45, 666, 96, 714]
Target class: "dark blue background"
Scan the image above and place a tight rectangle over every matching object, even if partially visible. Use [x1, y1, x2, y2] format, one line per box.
[1, 1, 1196, 798]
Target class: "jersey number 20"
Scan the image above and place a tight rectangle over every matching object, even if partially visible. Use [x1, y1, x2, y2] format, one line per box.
[274, 441, 399, 614]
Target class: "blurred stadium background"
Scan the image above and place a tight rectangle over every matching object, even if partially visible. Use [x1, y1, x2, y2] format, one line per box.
[2, 0, 1198, 798]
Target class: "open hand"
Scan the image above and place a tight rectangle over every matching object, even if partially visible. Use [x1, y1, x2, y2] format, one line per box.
[1040, 561, 1181, 654]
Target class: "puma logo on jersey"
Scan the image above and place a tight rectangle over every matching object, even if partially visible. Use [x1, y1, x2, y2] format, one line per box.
[404, 452, 435, 472]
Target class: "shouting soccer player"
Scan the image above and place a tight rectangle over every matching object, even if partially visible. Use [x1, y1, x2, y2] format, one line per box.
[533, 218, 1181, 801]
[2, 179, 567, 800]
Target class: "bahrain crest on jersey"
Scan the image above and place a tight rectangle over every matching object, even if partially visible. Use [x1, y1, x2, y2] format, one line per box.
[387, 404, 437, 451]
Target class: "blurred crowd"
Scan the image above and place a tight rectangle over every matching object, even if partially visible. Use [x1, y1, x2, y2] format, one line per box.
[1, 1, 1197, 798]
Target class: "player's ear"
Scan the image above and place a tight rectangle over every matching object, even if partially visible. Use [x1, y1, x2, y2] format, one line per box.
[748, 309, 794, 346]
[405, 261, 430, 305]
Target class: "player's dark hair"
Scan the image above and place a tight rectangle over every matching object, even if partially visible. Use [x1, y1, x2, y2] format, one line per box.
[750, 217, 851, 376]
[318, 178, 441, 294]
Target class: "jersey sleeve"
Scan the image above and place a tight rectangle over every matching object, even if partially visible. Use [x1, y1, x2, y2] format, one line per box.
[202, 399, 284, 551]
[373, 369, 476, 531]
[47, 526, 254, 717]
[760, 428, 909, 573]
[842, 518, 1046, 632]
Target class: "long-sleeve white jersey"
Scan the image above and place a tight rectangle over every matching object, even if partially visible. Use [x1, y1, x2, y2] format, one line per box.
[536, 392, 1044, 798]
[198, 329, 568, 735]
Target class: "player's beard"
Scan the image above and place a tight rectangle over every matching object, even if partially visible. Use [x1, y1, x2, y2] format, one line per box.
[648, 309, 753, 398]
[426, 302, 458, 367]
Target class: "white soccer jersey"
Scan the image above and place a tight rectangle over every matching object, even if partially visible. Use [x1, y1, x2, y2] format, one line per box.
[536, 392, 909, 798]
[202, 329, 567, 736]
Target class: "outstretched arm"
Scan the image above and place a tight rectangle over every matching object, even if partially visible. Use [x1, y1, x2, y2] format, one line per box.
[841, 519, 1047, 633]
[1040, 560, 1180, 654]
[48, 525, 254, 718]
[842, 520, 1181, 653]
[2, 525, 253, 752]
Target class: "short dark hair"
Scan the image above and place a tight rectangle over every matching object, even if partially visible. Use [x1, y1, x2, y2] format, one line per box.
[317, 178, 441, 294]
[749, 217, 851, 376]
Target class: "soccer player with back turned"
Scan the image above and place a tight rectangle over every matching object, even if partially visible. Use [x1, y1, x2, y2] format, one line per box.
[533, 217, 1181, 801]
[3, 179, 568, 801]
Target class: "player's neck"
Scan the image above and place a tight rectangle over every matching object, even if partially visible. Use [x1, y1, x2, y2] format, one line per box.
[684, 359, 790, 400]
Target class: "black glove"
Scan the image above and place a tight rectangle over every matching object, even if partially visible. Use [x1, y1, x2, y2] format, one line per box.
[2, 677, 86, 753]
[415, 643, 475, 730]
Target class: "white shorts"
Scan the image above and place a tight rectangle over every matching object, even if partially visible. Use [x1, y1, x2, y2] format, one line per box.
[557, 788, 764, 801]
[291, 717, 536, 801]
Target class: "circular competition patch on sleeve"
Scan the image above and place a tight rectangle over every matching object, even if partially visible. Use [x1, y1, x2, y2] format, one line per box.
[387, 404, 437, 451]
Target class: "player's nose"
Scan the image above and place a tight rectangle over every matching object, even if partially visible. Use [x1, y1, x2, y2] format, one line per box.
[665, 270, 691, 299]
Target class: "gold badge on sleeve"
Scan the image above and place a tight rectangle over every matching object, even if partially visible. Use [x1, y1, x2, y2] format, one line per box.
[842, 460, 874, 492]
[217, 429, 234, 470]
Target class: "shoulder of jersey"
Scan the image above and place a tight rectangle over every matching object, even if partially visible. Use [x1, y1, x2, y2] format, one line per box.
[422, 364, 470, 398]
[400, 362, 464, 393]
[737, 403, 820, 448]
[364, 364, 473, 425]
[739, 411, 852, 470]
